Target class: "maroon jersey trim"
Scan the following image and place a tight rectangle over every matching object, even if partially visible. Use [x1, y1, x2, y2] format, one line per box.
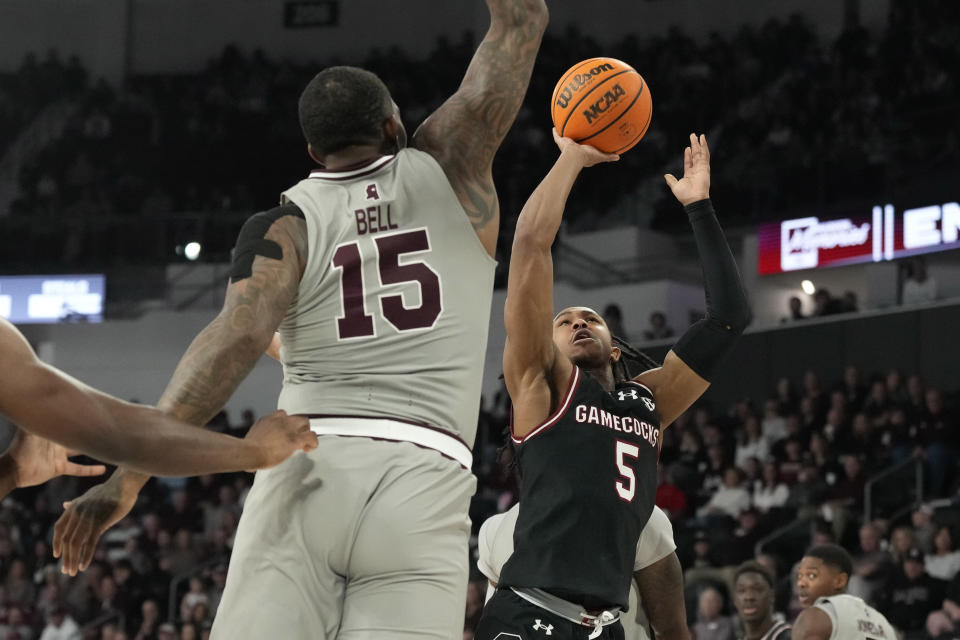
[511, 366, 582, 444]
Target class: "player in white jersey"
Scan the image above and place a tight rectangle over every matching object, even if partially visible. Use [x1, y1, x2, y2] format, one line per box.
[476, 505, 690, 640]
[793, 544, 899, 640]
[53, 1, 549, 637]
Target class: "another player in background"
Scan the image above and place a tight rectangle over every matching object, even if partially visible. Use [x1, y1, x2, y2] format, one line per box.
[792, 544, 898, 640]
[0, 317, 316, 500]
[475, 131, 749, 639]
[54, 1, 549, 638]
[477, 505, 690, 640]
[732, 561, 791, 640]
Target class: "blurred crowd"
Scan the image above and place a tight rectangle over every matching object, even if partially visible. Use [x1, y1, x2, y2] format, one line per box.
[1, 0, 958, 275]
[1, 360, 956, 640]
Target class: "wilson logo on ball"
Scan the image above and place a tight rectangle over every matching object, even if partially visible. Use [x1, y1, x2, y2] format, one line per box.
[554, 63, 615, 109]
[551, 57, 653, 154]
[582, 83, 626, 124]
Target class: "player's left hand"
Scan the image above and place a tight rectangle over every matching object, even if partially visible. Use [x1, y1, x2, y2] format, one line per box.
[6, 429, 106, 488]
[552, 128, 620, 167]
[664, 133, 711, 206]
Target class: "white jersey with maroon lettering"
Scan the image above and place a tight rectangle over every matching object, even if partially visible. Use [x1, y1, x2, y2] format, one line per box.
[813, 594, 898, 640]
[277, 149, 496, 451]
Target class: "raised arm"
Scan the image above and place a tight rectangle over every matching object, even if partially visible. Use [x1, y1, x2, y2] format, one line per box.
[635, 134, 751, 428]
[411, 0, 548, 256]
[52, 209, 309, 574]
[504, 132, 617, 437]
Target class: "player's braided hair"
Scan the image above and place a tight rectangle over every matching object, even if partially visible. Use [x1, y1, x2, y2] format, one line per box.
[612, 334, 661, 381]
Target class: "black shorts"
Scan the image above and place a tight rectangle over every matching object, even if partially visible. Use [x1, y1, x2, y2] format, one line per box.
[475, 589, 625, 640]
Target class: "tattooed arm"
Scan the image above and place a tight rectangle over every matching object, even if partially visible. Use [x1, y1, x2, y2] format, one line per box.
[411, 0, 548, 257]
[51, 212, 308, 574]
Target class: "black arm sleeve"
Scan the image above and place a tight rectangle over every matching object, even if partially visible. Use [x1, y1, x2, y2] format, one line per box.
[671, 198, 751, 381]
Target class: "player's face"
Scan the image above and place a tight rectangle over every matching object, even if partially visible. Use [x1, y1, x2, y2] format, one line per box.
[795, 557, 846, 607]
[734, 572, 773, 624]
[552, 307, 619, 369]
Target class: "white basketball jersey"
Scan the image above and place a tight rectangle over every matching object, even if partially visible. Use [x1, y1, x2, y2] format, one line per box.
[814, 594, 898, 640]
[277, 149, 496, 446]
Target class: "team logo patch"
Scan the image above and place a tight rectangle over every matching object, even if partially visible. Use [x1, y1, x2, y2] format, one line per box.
[642, 397, 656, 411]
[365, 183, 381, 200]
[532, 619, 554, 635]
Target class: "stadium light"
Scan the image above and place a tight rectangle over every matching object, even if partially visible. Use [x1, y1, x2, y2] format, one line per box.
[184, 242, 202, 261]
[801, 279, 816, 295]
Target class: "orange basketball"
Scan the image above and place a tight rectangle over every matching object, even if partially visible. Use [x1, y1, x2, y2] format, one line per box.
[551, 57, 652, 154]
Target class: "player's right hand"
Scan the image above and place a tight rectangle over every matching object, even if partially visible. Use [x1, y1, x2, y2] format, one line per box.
[53, 472, 138, 576]
[243, 410, 318, 470]
[552, 128, 620, 167]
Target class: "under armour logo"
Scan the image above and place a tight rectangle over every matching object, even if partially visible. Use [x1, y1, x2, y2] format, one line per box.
[617, 389, 638, 401]
[532, 620, 553, 635]
[365, 184, 380, 200]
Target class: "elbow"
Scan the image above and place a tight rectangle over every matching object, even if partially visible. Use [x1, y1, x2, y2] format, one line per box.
[493, 0, 549, 33]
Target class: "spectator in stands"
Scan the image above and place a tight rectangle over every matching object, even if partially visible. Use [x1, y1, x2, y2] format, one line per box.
[725, 508, 765, 566]
[38, 605, 80, 640]
[753, 461, 789, 515]
[901, 258, 938, 306]
[912, 505, 939, 553]
[848, 523, 891, 603]
[602, 303, 628, 341]
[917, 388, 956, 495]
[842, 365, 867, 412]
[179, 577, 210, 625]
[775, 438, 804, 484]
[890, 526, 918, 566]
[132, 599, 160, 640]
[0, 606, 34, 640]
[926, 571, 960, 639]
[782, 296, 805, 323]
[642, 311, 674, 340]
[156, 623, 176, 640]
[735, 416, 769, 469]
[692, 586, 734, 640]
[699, 467, 751, 523]
[925, 526, 960, 582]
[761, 399, 787, 443]
[655, 465, 688, 520]
[823, 455, 866, 540]
[774, 377, 799, 416]
[841, 291, 859, 313]
[878, 547, 947, 637]
[812, 288, 844, 316]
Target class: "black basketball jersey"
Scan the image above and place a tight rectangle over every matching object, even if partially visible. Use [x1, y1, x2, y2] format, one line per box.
[498, 366, 661, 609]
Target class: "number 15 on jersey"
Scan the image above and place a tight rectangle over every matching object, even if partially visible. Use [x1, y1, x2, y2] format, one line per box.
[331, 228, 443, 340]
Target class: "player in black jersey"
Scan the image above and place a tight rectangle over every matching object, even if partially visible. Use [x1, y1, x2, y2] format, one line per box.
[475, 131, 750, 640]
[733, 562, 791, 640]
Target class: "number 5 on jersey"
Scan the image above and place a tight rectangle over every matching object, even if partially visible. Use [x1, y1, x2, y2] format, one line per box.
[615, 440, 640, 502]
[331, 228, 442, 340]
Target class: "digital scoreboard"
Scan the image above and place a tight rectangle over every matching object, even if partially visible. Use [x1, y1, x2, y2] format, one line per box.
[0, 274, 105, 323]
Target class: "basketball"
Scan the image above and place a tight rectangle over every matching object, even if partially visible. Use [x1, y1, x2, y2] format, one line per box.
[551, 57, 652, 154]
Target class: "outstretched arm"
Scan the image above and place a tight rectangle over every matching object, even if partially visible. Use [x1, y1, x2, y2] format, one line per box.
[636, 134, 751, 428]
[504, 132, 617, 438]
[412, 0, 548, 256]
[0, 319, 313, 482]
[52, 211, 309, 574]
